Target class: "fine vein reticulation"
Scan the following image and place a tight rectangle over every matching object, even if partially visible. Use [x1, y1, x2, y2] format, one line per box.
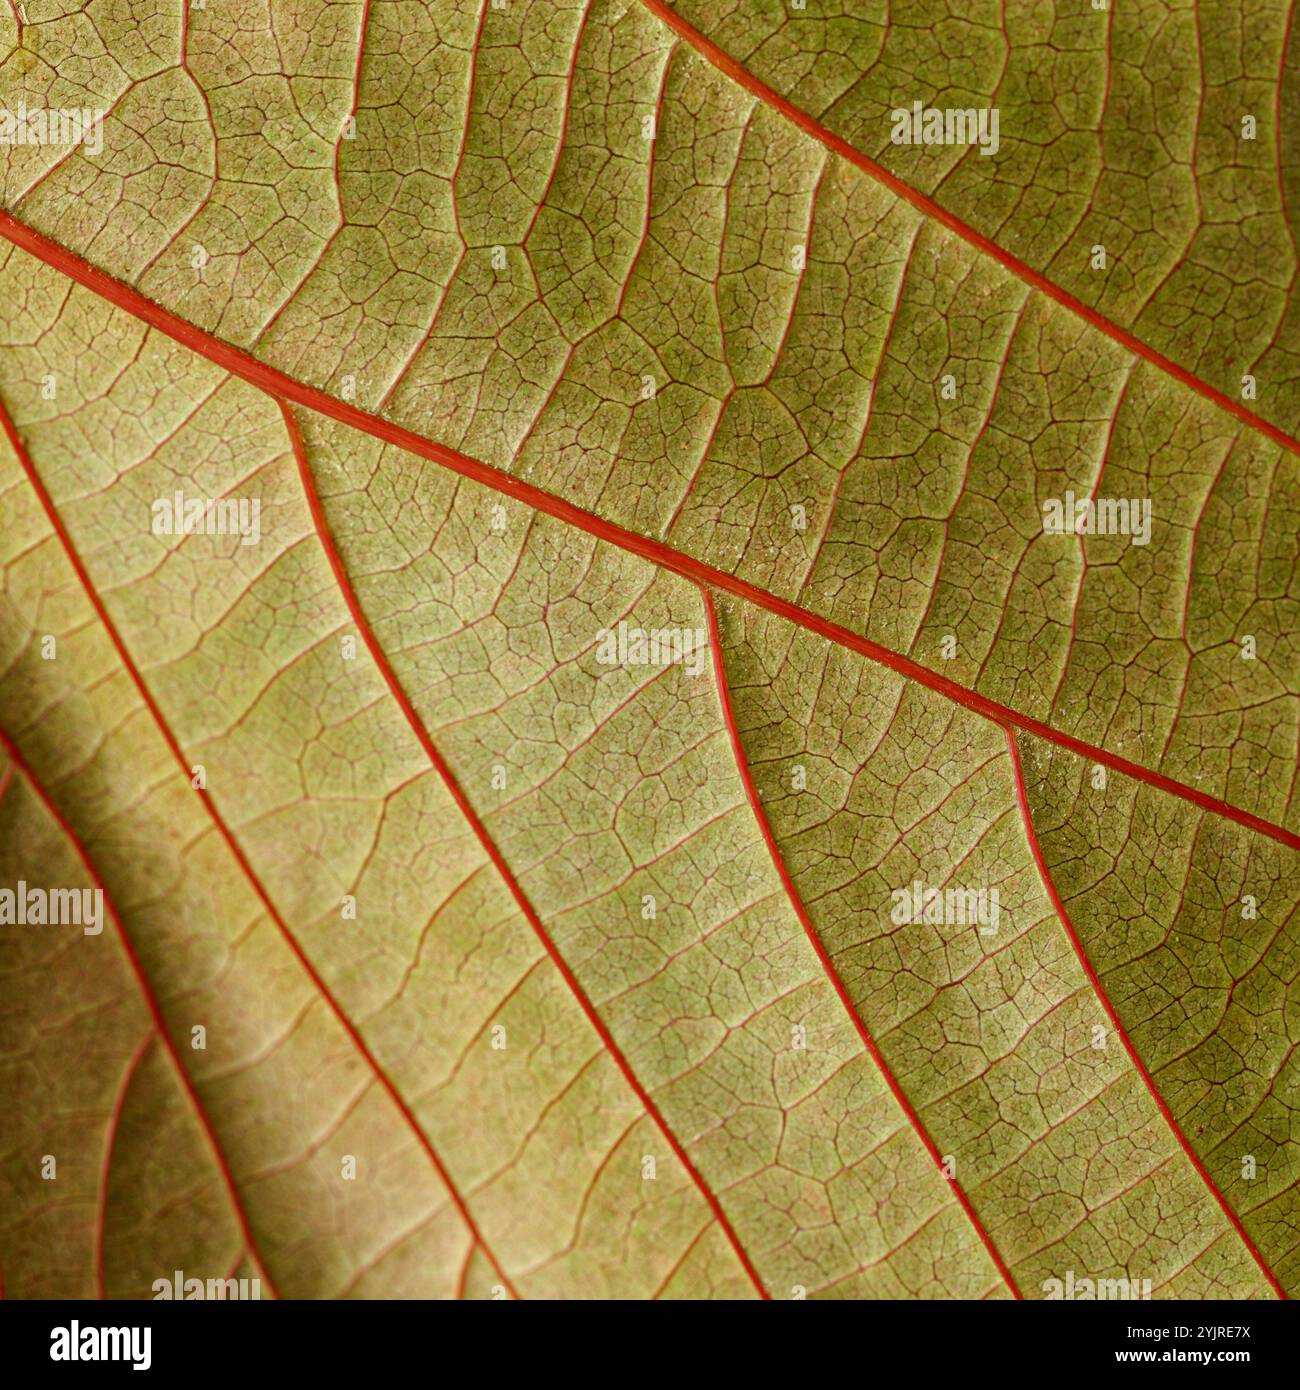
[1, 0, 1296, 1301]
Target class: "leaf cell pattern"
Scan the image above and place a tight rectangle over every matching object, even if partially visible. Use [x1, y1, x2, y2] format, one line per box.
[0, 0, 1296, 1301]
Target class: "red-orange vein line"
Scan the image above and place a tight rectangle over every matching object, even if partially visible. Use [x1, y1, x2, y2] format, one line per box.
[96, 1030, 156, 1299]
[455, 1242, 477, 1301]
[635, 0, 1300, 462]
[1004, 726, 1287, 1300]
[0, 728, 281, 1299]
[702, 590, 1022, 1298]
[1, 207, 1296, 856]
[0, 396, 518, 1302]
[281, 401, 770, 1300]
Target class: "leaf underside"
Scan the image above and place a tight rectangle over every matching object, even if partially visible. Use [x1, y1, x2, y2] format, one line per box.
[0, 0, 1297, 1301]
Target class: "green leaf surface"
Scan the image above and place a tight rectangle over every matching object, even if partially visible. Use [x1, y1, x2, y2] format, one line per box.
[0, 0, 1296, 1300]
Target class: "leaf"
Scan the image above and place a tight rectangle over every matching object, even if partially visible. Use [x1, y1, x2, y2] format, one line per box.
[0, 0, 1295, 1300]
